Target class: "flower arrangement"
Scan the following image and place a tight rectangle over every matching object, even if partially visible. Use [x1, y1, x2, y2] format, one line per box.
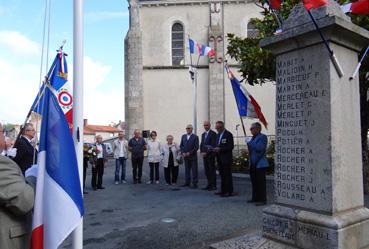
[84, 144, 97, 164]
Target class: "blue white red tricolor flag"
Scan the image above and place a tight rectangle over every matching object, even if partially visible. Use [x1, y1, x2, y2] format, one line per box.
[189, 38, 215, 57]
[30, 86, 84, 249]
[31, 49, 73, 130]
[225, 64, 268, 129]
[341, 0, 369, 14]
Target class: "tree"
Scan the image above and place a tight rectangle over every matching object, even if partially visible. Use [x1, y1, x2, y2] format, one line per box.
[227, 0, 369, 192]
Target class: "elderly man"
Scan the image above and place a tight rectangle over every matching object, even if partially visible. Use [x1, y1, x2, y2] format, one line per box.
[214, 121, 234, 197]
[91, 135, 108, 190]
[0, 122, 36, 249]
[128, 129, 147, 184]
[180, 124, 199, 188]
[12, 123, 38, 174]
[200, 121, 217, 191]
[113, 131, 128, 184]
[1, 137, 16, 157]
[247, 122, 269, 206]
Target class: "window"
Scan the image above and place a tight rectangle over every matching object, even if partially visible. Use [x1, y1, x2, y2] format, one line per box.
[172, 23, 184, 65]
[247, 21, 258, 38]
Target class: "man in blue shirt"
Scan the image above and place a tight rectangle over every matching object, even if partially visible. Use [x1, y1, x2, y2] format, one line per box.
[247, 122, 269, 206]
[128, 129, 147, 184]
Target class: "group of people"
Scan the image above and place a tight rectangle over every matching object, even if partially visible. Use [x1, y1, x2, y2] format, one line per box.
[83, 120, 270, 203]
[0, 119, 270, 248]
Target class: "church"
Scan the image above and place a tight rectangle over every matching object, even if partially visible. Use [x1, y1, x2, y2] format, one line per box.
[124, 0, 276, 142]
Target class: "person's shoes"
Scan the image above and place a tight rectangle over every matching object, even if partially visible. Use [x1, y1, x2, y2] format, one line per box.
[208, 187, 217, 191]
[146, 181, 153, 184]
[83, 191, 88, 194]
[202, 186, 209, 190]
[121, 180, 127, 184]
[181, 184, 190, 187]
[215, 192, 224, 195]
[97, 186, 105, 189]
[155, 180, 160, 184]
[255, 202, 267, 206]
[115, 181, 119, 185]
[172, 182, 176, 185]
[133, 180, 137, 184]
[190, 184, 198, 189]
[93, 187, 97, 191]
[220, 193, 231, 197]
[138, 179, 142, 184]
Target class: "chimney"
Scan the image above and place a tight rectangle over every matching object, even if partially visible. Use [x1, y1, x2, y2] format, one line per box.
[84, 119, 87, 127]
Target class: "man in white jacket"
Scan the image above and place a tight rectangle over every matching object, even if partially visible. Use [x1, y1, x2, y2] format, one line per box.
[113, 131, 128, 184]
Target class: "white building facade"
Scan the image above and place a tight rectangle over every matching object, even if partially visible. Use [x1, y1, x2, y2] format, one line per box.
[125, 0, 276, 143]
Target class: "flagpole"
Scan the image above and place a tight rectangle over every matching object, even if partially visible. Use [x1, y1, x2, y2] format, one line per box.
[350, 44, 369, 80]
[72, 0, 84, 248]
[193, 68, 198, 134]
[307, 10, 344, 77]
[240, 117, 247, 137]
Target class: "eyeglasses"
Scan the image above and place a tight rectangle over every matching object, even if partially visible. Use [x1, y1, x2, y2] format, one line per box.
[186, 127, 192, 129]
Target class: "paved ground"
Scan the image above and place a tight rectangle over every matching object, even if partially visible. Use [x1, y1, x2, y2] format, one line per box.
[61, 158, 369, 249]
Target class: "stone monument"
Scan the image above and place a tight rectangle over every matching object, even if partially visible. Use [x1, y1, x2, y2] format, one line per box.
[208, 1, 225, 123]
[211, 1, 369, 248]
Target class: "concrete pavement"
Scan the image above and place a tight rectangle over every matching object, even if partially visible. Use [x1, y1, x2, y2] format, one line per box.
[61, 158, 369, 249]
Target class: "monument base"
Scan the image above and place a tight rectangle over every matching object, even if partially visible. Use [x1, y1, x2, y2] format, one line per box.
[209, 232, 294, 249]
[262, 204, 369, 249]
[210, 205, 369, 249]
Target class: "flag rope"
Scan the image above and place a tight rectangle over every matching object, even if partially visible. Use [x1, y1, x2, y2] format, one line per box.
[350, 44, 369, 80]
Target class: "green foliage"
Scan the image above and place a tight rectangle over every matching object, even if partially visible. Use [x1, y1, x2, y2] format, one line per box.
[232, 149, 249, 172]
[227, 0, 369, 187]
[227, 33, 275, 85]
[231, 144, 276, 175]
[226, 0, 300, 86]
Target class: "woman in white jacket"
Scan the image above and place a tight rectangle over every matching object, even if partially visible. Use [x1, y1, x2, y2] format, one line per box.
[147, 131, 162, 184]
[162, 135, 181, 185]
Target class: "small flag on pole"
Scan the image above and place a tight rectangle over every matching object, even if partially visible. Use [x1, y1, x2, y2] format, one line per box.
[303, 0, 328, 10]
[30, 86, 83, 249]
[199, 44, 216, 57]
[225, 64, 268, 129]
[341, 0, 369, 14]
[189, 38, 215, 57]
[189, 38, 198, 54]
[270, 0, 282, 10]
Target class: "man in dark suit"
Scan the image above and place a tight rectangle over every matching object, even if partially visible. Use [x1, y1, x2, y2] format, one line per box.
[200, 121, 217, 191]
[247, 122, 269, 206]
[12, 123, 38, 175]
[214, 121, 234, 197]
[180, 124, 199, 188]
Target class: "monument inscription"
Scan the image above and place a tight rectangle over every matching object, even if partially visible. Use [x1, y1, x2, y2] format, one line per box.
[274, 46, 332, 212]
